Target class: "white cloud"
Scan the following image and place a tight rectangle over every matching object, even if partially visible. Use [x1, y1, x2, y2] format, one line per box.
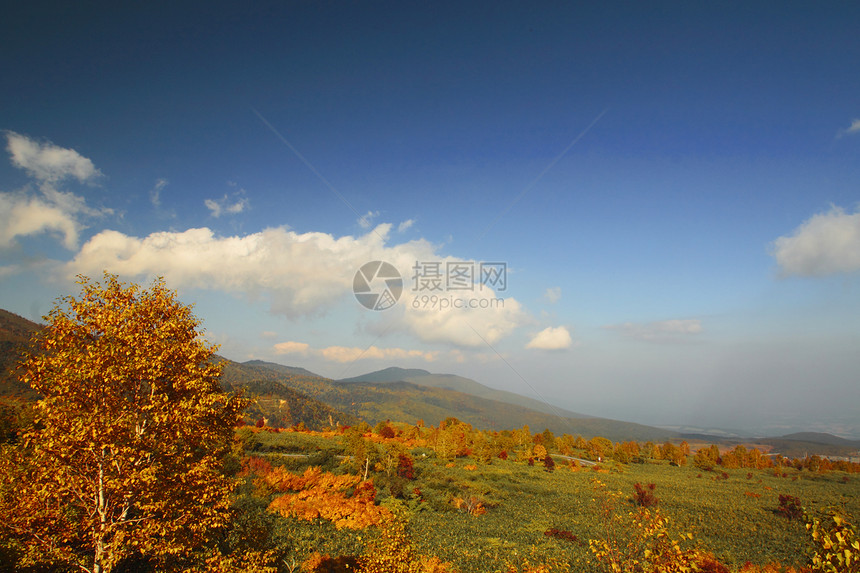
[2, 133, 111, 250]
[320, 345, 438, 363]
[382, 293, 527, 347]
[6, 132, 101, 183]
[0, 191, 80, 249]
[273, 340, 438, 362]
[771, 205, 860, 277]
[65, 224, 531, 347]
[150, 178, 168, 207]
[838, 119, 860, 137]
[358, 210, 380, 229]
[543, 287, 561, 304]
[604, 318, 703, 342]
[260, 330, 278, 339]
[397, 219, 414, 232]
[526, 326, 573, 350]
[205, 192, 248, 217]
[273, 341, 310, 355]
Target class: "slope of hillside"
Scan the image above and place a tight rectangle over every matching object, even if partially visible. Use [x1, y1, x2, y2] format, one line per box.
[217, 359, 359, 430]
[242, 359, 322, 379]
[0, 310, 42, 398]
[339, 367, 590, 419]
[252, 362, 677, 441]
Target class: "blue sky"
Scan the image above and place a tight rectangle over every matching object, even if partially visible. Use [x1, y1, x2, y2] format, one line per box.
[2, 2, 859, 436]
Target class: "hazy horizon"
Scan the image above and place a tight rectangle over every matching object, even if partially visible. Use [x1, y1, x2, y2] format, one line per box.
[1, 3, 858, 438]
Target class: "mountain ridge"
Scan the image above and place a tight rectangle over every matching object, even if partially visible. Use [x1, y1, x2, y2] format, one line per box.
[338, 366, 591, 420]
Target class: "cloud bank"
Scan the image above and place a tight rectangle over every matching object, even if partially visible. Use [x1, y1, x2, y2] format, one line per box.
[66, 224, 529, 347]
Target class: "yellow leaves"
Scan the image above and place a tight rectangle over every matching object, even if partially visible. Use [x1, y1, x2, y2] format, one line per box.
[451, 496, 487, 516]
[2, 273, 247, 571]
[266, 467, 392, 529]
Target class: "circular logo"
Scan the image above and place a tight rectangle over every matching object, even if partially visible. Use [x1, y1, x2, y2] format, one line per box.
[353, 261, 403, 311]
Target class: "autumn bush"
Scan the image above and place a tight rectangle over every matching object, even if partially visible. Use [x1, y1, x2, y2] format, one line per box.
[266, 466, 392, 529]
[589, 479, 729, 573]
[776, 494, 804, 521]
[359, 514, 458, 573]
[806, 511, 860, 572]
[543, 528, 581, 544]
[632, 482, 658, 507]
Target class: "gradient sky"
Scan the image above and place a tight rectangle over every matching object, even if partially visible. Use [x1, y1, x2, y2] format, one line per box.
[2, 2, 859, 437]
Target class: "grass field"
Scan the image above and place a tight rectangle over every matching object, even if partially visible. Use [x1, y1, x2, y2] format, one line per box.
[243, 429, 860, 572]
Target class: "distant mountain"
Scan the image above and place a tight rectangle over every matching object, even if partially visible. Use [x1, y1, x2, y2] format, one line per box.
[340, 367, 432, 383]
[219, 361, 359, 430]
[242, 360, 322, 379]
[753, 432, 860, 459]
[338, 367, 590, 420]
[775, 432, 860, 447]
[246, 361, 674, 441]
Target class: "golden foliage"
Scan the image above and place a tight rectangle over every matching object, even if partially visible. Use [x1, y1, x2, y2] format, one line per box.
[452, 495, 487, 516]
[0, 274, 247, 572]
[807, 511, 860, 572]
[359, 515, 458, 573]
[266, 466, 392, 529]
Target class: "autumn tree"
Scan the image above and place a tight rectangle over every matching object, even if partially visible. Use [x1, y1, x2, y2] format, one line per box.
[0, 274, 247, 573]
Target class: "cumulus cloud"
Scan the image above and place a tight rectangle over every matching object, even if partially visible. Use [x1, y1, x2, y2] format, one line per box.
[526, 326, 573, 350]
[274, 340, 438, 363]
[65, 224, 530, 347]
[1, 133, 111, 249]
[398, 219, 414, 232]
[0, 192, 80, 249]
[604, 318, 703, 342]
[543, 287, 561, 304]
[380, 292, 526, 347]
[273, 341, 310, 355]
[205, 193, 248, 217]
[770, 206, 860, 277]
[6, 132, 102, 183]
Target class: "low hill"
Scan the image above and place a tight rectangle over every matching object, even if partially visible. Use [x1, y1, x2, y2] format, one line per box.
[339, 366, 432, 383]
[242, 359, 322, 379]
[752, 432, 860, 459]
[338, 367, 590, 420]
[775, 432, 860, 448]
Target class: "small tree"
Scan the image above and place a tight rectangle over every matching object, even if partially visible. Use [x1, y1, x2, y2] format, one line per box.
[0, 274, 247, 572]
